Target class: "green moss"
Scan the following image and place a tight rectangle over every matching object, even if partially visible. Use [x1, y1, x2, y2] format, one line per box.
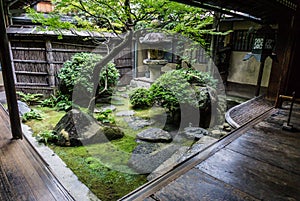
[25, 106, 65, 135]
[26, 105, 147, 201]
[50, 140, 147, 201]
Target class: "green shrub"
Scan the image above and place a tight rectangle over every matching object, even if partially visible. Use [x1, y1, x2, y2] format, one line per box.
[149, 69, 216, 117]
[17, 92, 43, 105]
[22, 109, 43, 122]
[129, 88, 153, 108]
[58, 52, 119, 98]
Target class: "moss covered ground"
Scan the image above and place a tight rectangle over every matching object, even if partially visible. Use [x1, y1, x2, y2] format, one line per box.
[24, 103, 150, 200]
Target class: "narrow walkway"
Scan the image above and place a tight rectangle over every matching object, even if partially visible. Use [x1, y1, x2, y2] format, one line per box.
[0, 105, 74, 201]
[226, 96, 273, 128]
[121, 102, 300, 200]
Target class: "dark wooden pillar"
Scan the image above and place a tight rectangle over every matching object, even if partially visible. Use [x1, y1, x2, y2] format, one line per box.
[0, 1, 23, 139]
[285, 6, 300, 98]
[268, 13, 295, 101]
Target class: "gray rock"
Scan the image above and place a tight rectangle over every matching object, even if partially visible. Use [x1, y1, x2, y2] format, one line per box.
[97, 105, 116, 113]
[53, 109, 123, 146]
[18, 100, 31, 116]
[116, 110, 135, 116]
[136, 127, 172, 142]
[130, 79, 151, 89]
[117, 87, 127, 92]
[128, 142, 179, 174]
[124, 116, 154, 130]
[147, 146, 190, 181]
[148, 136, 218, 181]
[180, 127, 209, 140]
[210, 129, 223, 138]
[178, 136, 218, 163]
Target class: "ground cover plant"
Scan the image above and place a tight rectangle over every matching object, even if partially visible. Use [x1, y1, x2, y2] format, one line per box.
[24, 99, 149, 200]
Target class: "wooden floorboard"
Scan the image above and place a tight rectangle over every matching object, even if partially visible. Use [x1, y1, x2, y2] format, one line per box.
[153, 168, 259, 201]
[196, 148, 300, 200]
[0, 105, 74, 201]
[227, 129, 300, 175]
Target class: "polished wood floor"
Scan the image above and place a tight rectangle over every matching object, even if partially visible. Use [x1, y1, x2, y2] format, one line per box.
[122, 103, 300, 201]
[0, 105, 74, 201]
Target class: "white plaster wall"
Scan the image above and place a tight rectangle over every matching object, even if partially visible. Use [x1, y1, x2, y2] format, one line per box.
[227, 51, 272, 87]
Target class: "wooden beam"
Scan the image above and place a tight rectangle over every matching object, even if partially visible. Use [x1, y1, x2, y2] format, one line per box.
[0, 0, 22, 139]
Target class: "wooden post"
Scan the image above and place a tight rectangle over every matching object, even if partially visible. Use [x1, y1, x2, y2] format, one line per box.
[255, 56, 266, 97]
[45, 40, 55, 87]
[0, 0, 22, 139]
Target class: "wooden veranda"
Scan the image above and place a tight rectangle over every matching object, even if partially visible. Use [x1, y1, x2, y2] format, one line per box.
[0, 105, 74, 201]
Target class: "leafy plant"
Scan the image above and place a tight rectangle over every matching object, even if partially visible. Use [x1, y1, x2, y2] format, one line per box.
[22, 109, 43, 122]
[36, 130, 58, 144]
[41, 91, 72, 112]
[129, 88, 153, 108]
[95, 109, 115, 124]
[58, 52, 119, 98]
[149, 69, 216, 117]
[17, 92, 43, 105]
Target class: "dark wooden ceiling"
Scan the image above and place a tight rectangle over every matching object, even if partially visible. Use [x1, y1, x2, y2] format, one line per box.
[173, 0, 299, 23]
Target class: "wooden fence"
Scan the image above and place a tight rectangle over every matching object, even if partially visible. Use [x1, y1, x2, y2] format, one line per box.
[8, 34, 133, 96]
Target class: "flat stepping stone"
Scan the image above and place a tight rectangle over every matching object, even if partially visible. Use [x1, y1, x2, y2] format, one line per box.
[94, 105, 117, 113]
[181, 127, 209, 140]
[116, 110, 135, 116]
[128, 142, 180, 174]
[124, 116, 154, 130]
[137, 127, 172, 143]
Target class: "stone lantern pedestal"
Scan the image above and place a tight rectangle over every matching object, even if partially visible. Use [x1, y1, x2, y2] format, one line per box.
[143, 59, 168, 81]
[130, 32, 171, 88]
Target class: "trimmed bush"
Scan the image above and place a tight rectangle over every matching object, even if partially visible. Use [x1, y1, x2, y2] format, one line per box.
[149, 69, 215, 115]
[129, 88, 153, 108]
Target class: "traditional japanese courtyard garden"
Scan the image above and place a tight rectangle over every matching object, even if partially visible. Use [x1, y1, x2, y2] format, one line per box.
[15, 51, 235, 200]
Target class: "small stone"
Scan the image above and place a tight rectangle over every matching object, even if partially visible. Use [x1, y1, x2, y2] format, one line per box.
[224, 127, 232, 132]
[117, 87, 127, 92]
[210, 130, 222, 138]
[223, 123, 231, 129]
[124, 116, 154, 130]
[221, 131, 228, 137]
[100, 105, 116, 113]
[116, 110, 135, 116]
[181, 127, 209, 141]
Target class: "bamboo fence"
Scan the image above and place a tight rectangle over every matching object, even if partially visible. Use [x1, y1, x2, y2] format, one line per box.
[8, 36, 133, 96]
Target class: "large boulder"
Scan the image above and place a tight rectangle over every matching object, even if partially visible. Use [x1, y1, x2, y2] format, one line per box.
[53, 109, 124, 146]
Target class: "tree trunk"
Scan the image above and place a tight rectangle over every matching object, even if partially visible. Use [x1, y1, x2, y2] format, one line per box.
[88, 30, 133, 112]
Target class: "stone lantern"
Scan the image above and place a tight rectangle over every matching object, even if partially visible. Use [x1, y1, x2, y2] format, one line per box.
[139, 32, 171, 81]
